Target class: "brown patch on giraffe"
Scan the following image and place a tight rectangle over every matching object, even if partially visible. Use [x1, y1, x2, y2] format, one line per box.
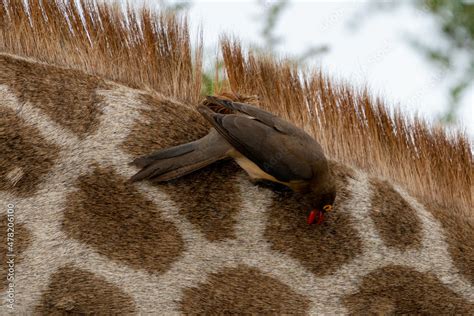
[369, 178, 423, 251]
[0, 107, 60, 197]
[35, 265, 136, 314]
[343, 265, 474, 315]
[62, 166, 184, 273]
[424, 201, 474, 284]
[264, 161, 363, 277]
[160, 161, 243, 242]
[180, 265, 311, 314]
[122, 94, 208, 157]
[327, 160, 356, 196]
[0, 54, 108, 137]
[0, 213, 31, 292]
[124, 94, 243, 242]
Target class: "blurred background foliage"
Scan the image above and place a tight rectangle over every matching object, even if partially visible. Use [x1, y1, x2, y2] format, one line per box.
[160, 0, 473, 128]
[358, 0, 473, 125]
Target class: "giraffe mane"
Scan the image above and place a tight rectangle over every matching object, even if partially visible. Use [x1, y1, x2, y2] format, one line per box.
[0, 0, 471, 214]
[0, 0, 202, 104]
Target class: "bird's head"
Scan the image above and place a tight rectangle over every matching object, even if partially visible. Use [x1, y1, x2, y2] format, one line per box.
[308, 176, 336, 225]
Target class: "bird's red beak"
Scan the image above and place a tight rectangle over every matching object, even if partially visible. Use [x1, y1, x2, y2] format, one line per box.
[307, 209, 324, 225]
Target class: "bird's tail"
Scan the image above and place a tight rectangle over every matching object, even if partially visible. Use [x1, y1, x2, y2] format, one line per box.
[129, 129, 231, 182]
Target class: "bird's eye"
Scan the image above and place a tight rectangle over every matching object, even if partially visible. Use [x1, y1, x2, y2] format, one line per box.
[323, 205, 333, 212]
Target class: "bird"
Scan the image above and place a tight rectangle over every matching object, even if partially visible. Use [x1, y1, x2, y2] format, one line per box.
[129, 96, 336, 224]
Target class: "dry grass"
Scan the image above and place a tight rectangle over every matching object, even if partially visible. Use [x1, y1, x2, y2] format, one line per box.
[0, 0, 471, 214]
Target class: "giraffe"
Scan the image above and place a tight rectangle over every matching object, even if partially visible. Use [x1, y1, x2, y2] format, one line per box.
[1, 1, 473, 314]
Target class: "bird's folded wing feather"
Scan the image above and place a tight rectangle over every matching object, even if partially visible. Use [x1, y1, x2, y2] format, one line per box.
[206, 111, 314, 182]
[205, 96, 295, 134]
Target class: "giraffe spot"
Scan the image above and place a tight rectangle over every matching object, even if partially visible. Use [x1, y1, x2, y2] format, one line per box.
[62, 166, 184, 273]
[0, 54, 108, 137]
[0, 107, 60, 197]
[343, 265, 474, 315]
[264, 161, 363, 277]
[35, 265, 136, 314]
[425, 202, 474, 284]
[0, 213, 32, 292]
[180, 265, 310, 314]
[160, 161, 243, 242]
[122, 94, 209, 157]
[369, 179, 423, 251]
[328, 161, 356, 196]
[123, 95, 242, 242]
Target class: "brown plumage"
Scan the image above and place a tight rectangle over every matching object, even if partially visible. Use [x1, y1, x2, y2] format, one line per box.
[130, 96, 336, 219]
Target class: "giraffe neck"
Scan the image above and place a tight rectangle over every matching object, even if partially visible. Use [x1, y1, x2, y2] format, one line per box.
[0, 53, 472, 314]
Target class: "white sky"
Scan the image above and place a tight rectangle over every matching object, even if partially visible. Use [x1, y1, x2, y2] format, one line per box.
[123, 0, 473, 137]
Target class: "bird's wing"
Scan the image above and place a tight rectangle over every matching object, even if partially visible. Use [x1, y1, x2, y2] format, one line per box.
[198, 105, 315, 182]
[205, 96, 296, 134]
